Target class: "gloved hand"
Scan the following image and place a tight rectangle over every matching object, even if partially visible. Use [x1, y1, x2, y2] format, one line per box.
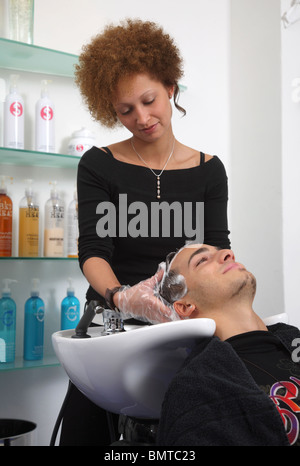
[115, 264, 181, 325]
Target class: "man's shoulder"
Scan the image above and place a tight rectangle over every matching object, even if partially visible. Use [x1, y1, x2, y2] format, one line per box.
[268, 322, 300, 352]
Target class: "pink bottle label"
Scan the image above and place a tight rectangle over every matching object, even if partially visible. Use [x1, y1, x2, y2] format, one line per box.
[10, 101, 23, 117]
[40, 106, 54, 121]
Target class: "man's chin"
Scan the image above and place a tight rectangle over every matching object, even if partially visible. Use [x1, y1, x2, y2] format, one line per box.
[231, 271, 256, 299]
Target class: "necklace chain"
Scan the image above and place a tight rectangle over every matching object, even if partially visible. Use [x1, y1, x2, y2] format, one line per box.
[130, 137, 175, 199]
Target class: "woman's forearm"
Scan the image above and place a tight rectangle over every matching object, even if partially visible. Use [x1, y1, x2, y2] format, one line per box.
[82, 257, 120, 298]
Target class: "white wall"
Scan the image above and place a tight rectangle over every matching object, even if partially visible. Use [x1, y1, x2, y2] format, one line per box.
[229, 0, 284, 318]
[34, 0, 231, 162]
[281, 0, 300, 329]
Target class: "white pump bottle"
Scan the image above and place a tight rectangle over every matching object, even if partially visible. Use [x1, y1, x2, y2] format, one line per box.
[35, 80, 55, 153]
[44, 181, 64, 257]
[4, 75, 24, 149]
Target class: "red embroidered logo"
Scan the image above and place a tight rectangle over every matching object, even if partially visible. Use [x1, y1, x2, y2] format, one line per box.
[270, 377, 300, 445]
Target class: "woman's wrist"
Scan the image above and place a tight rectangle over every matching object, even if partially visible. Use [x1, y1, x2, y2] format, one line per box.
[105, 285, 125, 310]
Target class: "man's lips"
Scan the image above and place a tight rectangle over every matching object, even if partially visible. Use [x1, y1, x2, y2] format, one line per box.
[223, 262, 245, 274]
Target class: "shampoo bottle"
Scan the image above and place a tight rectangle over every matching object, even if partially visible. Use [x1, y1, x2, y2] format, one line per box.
[4, 74, 24, 149]
[61, 278, 80, 330]
[0, 176, 13, 257]
[18, 179, 39, 257]
[0, 279, 17, 363]
[24, 279, 44, 361]
[35, 80, 55, 153]
[44, 182, 65, 257]
[67, 189, 78, 258]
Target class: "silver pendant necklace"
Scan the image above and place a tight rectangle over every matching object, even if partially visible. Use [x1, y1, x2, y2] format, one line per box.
[131, 137, 175, 199]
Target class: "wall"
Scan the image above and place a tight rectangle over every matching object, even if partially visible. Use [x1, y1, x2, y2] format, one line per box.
[281, 0, 300, 329]
[229, 0, 283, 318]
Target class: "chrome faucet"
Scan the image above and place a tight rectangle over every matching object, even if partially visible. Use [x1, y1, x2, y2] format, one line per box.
[72, 300, 124, 339]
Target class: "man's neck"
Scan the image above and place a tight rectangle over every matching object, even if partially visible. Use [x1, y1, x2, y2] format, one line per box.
[210, 305, 268, 341]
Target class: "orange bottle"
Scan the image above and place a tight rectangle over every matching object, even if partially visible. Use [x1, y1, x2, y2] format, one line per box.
[18, 180, 39, 257]
[0, 176, 13, 257]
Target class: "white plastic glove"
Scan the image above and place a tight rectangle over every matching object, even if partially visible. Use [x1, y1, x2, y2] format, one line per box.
[115, 263, 181, 325]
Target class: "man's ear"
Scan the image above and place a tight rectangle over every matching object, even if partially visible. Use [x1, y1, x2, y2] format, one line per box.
[174, 301, 196, 318]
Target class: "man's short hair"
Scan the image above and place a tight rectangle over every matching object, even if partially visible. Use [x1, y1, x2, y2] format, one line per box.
[159, 251, 187, 304]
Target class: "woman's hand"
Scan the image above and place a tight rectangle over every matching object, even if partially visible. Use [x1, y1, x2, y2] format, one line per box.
[115, 265, 180, 324]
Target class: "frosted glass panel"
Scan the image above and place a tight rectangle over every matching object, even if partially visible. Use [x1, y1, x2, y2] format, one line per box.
[0, 38, 78, 77]
[0, 147, 79, 169]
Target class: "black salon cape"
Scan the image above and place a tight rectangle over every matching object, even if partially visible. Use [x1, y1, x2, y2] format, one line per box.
[157, 323, 300, 446]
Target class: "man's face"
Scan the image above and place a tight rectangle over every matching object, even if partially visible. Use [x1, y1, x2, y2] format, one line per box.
[170, 244, 256, 312]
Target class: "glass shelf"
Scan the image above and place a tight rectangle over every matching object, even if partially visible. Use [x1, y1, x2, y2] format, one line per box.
[0, 38, 78, 77]
[0, 256, 78, 261]
[0, 355, 59, 372]
[0, 41, 82, 373]
[0, 147, 80, 169]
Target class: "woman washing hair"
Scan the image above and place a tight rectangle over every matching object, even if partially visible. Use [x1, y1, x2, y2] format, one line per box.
[59, 18, 230, 445]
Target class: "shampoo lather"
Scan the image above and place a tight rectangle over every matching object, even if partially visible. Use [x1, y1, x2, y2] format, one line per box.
[0, 279, 17, 363]
[24, 279, 44, 361]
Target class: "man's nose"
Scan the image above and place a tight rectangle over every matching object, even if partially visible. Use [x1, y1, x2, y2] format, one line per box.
[218, 249, 235, 263]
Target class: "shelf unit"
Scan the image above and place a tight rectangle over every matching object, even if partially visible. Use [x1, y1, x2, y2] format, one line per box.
[0, 147, 80, 169]
[0, 256, 78, 261]
[0, 38, 77, 77]
[0, 39, 81, 371]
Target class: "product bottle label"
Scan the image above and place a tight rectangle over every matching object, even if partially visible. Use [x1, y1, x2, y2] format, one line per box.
[0, 196, 13, 256]
[67, 207, 78, 257]
[34, 306, 45, 322]
[65, 305, 79, 322]
[1, 310, 14, 327]
[19, 206, 39, 257]
[40, 106, 53, 121]
[10, 101, 23, 117]
[51, 205, 64, 220]
[0, 306, 16, 363]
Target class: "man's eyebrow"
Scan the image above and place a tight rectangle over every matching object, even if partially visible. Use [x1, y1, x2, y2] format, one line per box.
[188, 247, 210, 267]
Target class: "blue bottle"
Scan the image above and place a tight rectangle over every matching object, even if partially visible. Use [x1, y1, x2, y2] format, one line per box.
[61, 278, 80, 330]
[0, 279, 17, 363]
[24, 278, 44, 361]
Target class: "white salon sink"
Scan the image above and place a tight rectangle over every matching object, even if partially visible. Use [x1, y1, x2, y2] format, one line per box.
[52, 318, 215, 419]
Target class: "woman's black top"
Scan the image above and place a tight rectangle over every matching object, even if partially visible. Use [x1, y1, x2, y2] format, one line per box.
[77, 146, 230, 301]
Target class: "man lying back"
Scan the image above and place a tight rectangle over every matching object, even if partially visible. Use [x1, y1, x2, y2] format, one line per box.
[157, 244, 300, 446]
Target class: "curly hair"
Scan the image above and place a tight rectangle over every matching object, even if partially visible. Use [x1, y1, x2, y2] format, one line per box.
[74, 19, 185, 128]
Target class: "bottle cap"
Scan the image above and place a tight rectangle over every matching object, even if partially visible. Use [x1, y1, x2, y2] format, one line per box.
[2, 279, 17, 296]
[31, 278, 40, 296]
[49, 181, 59, 199]
[41, 79, 52, 97]
[0, 176, 13, 195]
[9, 74, 20, 92]
[22, 178, 34, 197]
[71, 127, 95, 139]
[67, 277, 74, 294]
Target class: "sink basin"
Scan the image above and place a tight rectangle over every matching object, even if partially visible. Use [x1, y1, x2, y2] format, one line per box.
[52, 318, 215, 419]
